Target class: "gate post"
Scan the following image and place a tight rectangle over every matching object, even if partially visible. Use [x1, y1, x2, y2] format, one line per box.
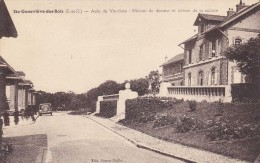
[95, 96, 103, 114]
[116, 83, 138, 119]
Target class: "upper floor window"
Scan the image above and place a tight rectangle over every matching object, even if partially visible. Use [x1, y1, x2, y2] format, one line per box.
[212, 41, 216, 57]
[235, 38, 242, 46]
[198, 71, 204, 86]
[199, 45, 203, 61]
[188, 50, 192, 64]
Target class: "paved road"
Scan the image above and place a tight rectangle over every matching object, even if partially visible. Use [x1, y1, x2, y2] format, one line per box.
[4, 112, 183, 163]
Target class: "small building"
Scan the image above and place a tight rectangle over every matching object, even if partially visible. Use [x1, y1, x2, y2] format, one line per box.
[18, 79, 34, 111]
[6, 72, 23, 112]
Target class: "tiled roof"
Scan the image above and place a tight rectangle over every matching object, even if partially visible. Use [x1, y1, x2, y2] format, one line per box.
[0, 0, 18, 38]
[180, 2, 260, 44]
[161, 53, 184, 67]
[203, 2, 260, 34]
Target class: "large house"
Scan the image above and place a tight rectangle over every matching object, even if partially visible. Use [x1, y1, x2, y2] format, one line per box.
[160, 0, 260, 102]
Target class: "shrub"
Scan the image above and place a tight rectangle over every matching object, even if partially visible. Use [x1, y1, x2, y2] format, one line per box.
[188, 100, 198, 112]
[125, 98, 168, 122]
[99, 100, 117, 118]
[206, 121, 259, 141]
[231, 83, 258, 103]
[0, 143, 14, 162]
[152, 113, 177, 128]
[176, 115, 204, 133]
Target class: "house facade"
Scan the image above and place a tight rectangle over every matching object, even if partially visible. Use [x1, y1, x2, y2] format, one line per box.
[160, 0, 260, 102]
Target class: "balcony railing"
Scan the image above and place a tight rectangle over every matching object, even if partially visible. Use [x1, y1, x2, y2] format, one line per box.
[163, 73, 183, 82]
[167, 85, 231, 102]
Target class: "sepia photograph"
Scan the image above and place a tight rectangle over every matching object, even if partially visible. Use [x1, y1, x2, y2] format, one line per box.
[0, 0, 260, 162]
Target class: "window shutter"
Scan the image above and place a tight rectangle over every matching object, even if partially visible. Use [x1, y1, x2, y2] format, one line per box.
[203, 44, 205, 60]
[209, 42, 212, 58]
[214, 69, 218, 85]
[208, 70, 211, 85]
[215, 39, 218, 56]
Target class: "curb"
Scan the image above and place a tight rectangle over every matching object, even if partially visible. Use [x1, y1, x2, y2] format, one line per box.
[85, 116, 194, 163]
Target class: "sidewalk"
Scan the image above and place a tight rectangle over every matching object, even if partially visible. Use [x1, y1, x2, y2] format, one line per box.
[85, 115, 250, 163]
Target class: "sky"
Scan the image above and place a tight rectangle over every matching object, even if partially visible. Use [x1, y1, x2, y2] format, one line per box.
[0, 0, 258, 93]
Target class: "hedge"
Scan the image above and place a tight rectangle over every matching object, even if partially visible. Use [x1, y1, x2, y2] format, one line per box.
[125, 98, 169, 123]
[231, 83, 258, 103]
[99, 100, 117, 118]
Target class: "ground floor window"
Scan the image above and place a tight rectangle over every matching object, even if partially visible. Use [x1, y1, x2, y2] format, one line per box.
[211, 68, 216, 85]
[188, 73, 191, 86]
[198, 71, 204, 86]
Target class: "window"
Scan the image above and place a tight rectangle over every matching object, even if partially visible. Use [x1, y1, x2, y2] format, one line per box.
[211, 68, 216, 85]
[212, 41, 216, 57]
[188, 50, 192, 64]
[198, 71, 204, 86]
[199, 45, 203, 61]
[235, 38, 242, 46]
[188, 73, 191, 86]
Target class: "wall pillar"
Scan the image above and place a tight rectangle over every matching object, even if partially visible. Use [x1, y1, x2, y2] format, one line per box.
[116, 83, 138, 119]
[159, 82, 171, 96]
[95, 96, 103, 114]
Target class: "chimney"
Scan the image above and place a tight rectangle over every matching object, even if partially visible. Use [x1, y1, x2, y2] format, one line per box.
[227, 8, 235, 17]
[236, 0, 247, 12]
[165, 55, 168, 62]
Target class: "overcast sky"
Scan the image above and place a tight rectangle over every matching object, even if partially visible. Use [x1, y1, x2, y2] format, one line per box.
[0, 0, 257, 93]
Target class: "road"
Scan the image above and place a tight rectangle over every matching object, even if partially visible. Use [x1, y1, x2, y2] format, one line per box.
[4, 112, 184, 163]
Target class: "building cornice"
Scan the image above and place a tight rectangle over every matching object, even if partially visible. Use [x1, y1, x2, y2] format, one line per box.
[183, 56, 224, 69]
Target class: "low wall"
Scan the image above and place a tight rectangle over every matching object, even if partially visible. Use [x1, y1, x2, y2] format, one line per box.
[95, 87, 138, 119]
[166, 85, 232, 102]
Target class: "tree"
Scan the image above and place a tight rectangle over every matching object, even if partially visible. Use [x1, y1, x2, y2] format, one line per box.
[146, 70, 161, 95]
[130, 78, 149, 96]
[224, 34, 260, 98]
[98, 80, 121, 95]
[224, 34, 260, 82]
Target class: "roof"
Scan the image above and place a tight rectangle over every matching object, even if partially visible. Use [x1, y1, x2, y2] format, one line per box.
[194, 13, 226, 26]
[19, 80, 33, 87]
[203, 2, 260, 34]
[0, 55, 17, 75]
[161, 53, 184, 67]
[0, 0, 18, 38]
[16, 71, 25, 76]
[6, 73, 23, 81]
[180, 2, 260, 45]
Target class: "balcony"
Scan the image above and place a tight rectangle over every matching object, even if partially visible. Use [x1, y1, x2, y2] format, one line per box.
[162, 73, 183, 82]
[167, 85, 231, 102]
